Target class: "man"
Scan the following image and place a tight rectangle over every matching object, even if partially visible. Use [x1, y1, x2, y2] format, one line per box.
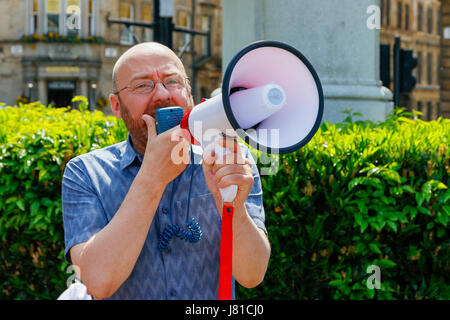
[62, 42, 270, 300]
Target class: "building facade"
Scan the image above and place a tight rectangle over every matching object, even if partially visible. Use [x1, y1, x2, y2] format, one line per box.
[0, 0, 222, 112]
[440, 0, 450, 118]
[380, 0, 444, 120]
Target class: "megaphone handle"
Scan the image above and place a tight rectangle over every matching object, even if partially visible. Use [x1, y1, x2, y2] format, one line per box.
[214, 144, 238, 203]
[213, 143, 237, 300]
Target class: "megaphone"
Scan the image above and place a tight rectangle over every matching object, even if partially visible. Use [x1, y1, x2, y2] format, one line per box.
[181, 40, 323, 154]
[180, 40, 324, 300]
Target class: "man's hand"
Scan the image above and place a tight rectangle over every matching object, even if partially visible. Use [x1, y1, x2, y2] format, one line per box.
[202, 136, 254, 219]
[141, 114, 190, 186]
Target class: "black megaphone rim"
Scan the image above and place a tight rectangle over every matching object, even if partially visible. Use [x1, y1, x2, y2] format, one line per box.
[221, 40, 324, 155]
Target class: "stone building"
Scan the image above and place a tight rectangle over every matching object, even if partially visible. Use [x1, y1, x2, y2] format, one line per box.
[0, 0, 222, 112]
[440, 0, 450, 118]
[380, 0, 444, 120]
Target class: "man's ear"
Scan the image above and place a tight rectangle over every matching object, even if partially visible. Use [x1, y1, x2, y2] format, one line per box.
[110, 93, 121, 118]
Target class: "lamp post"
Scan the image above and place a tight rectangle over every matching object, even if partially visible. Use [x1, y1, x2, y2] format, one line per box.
[91, 83, 97, 110]
[27, 82, 34, 102]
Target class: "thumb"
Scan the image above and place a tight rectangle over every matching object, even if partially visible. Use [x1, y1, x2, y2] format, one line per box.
[141, 114, 157, 138]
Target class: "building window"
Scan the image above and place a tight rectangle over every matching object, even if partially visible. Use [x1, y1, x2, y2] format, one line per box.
[65, 0, 80, 37]
[437, 8, 441, 36]
[418, 4, 423, 31]
[30, 0, 39, 34]
[201, 15, 211, 56]
[427, 53, 433, 85]
[142, 4, 153, 42]
[46, 0, 61, 34]
[417, 51, 422, 84]
[178, 11, 191, 51]
[427, 7, 433, 34]
[385, 0, 390, 26]
[417, 101, 423, 115]
[427, 102, 432, 121]
[88, 0, 95, 36]
[405, 4, 409, 31]
[397, 2, 402, 29]
[119, 2, 134, 45]
[437, 54, 441, 85]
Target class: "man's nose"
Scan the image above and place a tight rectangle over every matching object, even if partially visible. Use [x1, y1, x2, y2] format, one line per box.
[151, 82, 171, 102]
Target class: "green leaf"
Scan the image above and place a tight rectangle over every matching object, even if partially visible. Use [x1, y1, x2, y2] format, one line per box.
[386, 221, 398, 232]
[329, 280, 344, 287]
[417, 206, 431, 216]
[375, 259, 397, 269]
[402, 185, 415, 193]
[30, 201, 40, 215]
[416, 193, 425, 206]
[369, 243, 382, 254]
[16, 199, 25, 211]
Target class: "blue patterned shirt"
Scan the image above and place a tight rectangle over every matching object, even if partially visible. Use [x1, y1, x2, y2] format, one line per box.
[62, 135, 267, 300]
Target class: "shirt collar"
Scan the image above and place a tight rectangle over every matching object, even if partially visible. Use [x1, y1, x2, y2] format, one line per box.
[120, 134, 143, 170]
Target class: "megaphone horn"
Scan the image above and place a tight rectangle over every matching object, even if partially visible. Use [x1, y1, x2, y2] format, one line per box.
[181, 40, 324, 155]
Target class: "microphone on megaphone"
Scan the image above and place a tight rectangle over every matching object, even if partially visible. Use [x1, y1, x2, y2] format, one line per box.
[180, 40, 324, 300]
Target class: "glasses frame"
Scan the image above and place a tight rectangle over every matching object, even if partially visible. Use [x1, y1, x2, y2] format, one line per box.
[114, 76, 190, 95]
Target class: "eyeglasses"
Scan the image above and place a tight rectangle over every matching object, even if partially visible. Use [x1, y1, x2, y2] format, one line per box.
[114, 75, 189, 95]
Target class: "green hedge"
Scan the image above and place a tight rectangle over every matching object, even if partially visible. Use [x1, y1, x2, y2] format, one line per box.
[0, 101, 448, 299]
[238, 109, 449, 299]
[0, 98, 127, 299]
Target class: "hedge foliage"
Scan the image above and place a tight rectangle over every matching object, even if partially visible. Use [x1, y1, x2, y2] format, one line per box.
[238, 109, 449, 300]
[0, 98, 127, 299]
[0, 101, 448, 299]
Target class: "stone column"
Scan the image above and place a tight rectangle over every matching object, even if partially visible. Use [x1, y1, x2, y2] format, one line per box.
[222, 0, 393, 123]
[38, 79, 47, 105]
[80, 79, 88, 97]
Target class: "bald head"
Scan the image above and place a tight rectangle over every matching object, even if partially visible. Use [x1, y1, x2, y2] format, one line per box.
[112, 42, 187, 93]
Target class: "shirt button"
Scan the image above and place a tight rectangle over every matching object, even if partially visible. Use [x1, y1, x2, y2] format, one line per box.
[162, 208, 168, 214]
[169, 289, 177, 297]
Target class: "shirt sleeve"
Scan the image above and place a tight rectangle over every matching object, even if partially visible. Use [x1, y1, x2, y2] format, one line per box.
[241, 144, 268, 236]
[62, 157, 108, 264]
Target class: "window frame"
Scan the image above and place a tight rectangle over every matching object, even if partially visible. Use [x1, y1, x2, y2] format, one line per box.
[64, 0, 82, 37]
[30, 0, 39, 34]
[88, 0, 96, 36]
[418, 4, 423, 32]
[427, 7, 433, 34]
[141, 3, 153, 42]
[405, 4, 409, 31]
[119, 2, 134, 45]
[397, 1, 402, 29]
[44, 0, 62, 35]
[201, 15, 211, 56]
[177, 10, 191, 51]
[427, 52, 433, 85]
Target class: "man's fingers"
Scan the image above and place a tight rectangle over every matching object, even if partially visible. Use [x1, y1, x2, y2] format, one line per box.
[141, 114, 157, 138]
[213, 164, 249, 183]
[202, 145, 215, 168]
[217, 135, 241, 155]
[217, 173, 254, 190]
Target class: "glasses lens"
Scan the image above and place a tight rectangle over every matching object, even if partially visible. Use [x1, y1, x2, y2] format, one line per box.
[132, 80, 154, 94]
[164, 75, 184, 90]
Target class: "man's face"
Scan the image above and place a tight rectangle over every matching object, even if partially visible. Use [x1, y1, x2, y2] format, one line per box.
[111, 48, 194, 150]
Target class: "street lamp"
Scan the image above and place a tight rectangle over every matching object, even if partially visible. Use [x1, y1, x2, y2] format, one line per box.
[91, 83, 97, 110]
[27, 82, 34, 101]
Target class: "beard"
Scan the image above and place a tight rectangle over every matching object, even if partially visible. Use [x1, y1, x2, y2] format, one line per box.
[118, 95, 171, 154]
